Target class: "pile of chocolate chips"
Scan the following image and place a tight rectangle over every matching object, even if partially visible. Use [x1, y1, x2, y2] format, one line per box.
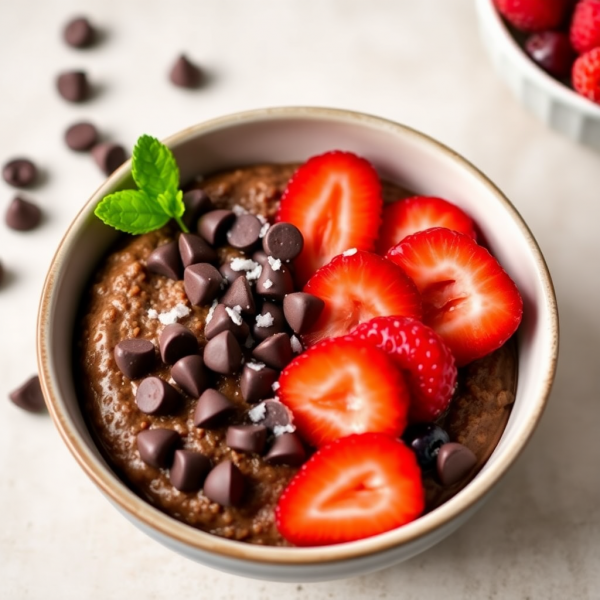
[112, 192, 325, 506]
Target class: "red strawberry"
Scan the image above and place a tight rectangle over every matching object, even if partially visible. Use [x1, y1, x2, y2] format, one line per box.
[386, 228, 523, 367]
[494, 0, 570, 32]
[351, 316, 457, 422]
[277, 151, 383, 286]
[278, 336, 410, 448]
[570, 0, 600, 54]
[573, 47, 600, 103]
[302, 249, 422, 346]
[376, 196, 476, 255]
[275, 433, 425, 546]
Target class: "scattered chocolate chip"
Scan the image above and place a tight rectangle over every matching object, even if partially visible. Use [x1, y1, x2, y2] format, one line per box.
[252, 302, 285, 342]
[114, 339, 155, 379]
[169, 54, 203, 88]
[252, 332, 293, 370]
[256, 262, 294, 301]
[65, 122, 98, 151]
[136, 377, 182, 415]
[169, 449, 211, 492]
[178, 232, 217, 267]
[252, 399, 293, 431]
[146, 241, 183, 281]
[283, 292, 325, 334]
[63, 16, 95, 48]
[265, 432, 306, 466]
[203, 330, 242, 375]
[137, 428, 179, 468]
[263, 222, 304, 261]
[91, 142, 127, 175]
[197, 209, 235, 245]
[219, 261, 244, 284]
[226, 425, 267, 454]
[204, 303, 249, 341]
[2, 158, 37, 187]
[171, 354, 207, 398]
[184, 262, 223, 306]
[9, 375, 45, 413]
[159, 323, 198, 364]
[182, 189, 214, 229]
[203, 460, 245, 507]
[436, 442, 477, 486]
[5, 197, 41, 231]
[193, 388, 236, 428]
[221, 275, 255, 315]
[240, 363, 278, 404]
[56, 70, 90, 102]
[226, 214, 262, 251]
[252, 250, 269, 265]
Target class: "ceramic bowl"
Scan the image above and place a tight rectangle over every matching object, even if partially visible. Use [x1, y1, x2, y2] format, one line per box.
[475, 0, 600, 151]
[37, 106, 558, 582]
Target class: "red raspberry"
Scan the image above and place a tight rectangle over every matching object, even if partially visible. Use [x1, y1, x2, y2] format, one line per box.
[570, 0, 600, 54]
[494, 0, 570, 32]
[572, 47, 600, 103]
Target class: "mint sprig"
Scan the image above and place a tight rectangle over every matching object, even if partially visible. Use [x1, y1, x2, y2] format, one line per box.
[94, 134, 189, 235]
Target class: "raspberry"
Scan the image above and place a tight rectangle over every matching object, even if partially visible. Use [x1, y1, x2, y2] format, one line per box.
[572, 47, 600, 103]
[570, 0, 600, 54]
[494, 0, 570, 32]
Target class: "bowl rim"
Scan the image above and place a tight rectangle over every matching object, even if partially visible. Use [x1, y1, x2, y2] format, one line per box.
[37, 105, 559, 566]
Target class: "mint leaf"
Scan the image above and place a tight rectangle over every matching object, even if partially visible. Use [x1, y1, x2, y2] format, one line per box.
[156, 189, 185, 219]
[132, 135, 180, 201]
[94, 189, 171, 234]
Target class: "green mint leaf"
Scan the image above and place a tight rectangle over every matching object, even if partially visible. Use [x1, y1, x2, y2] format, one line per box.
[131, 134, 180, 201]
[94, 189, 171, 234]
[156, 189, 185, 219]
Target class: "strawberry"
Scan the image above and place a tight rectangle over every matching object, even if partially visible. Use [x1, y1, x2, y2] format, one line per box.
[277, 151, 383, 286]
[570, 0, 600, 55]
[350, 316, 457, 422]
[277, 336, 410, 448]
[494, 0, 570, 32]
[275, 433, 425, 546]
[573, 47, 600, 103]
[376, 196, 476, 255]
[302, 249, 422, 346]
[386, 228, 523, 367]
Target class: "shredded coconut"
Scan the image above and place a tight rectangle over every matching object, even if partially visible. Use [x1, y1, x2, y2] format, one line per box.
[255, 312, 274, 328]
[230, 258, 259, 272]
[205, 299, 218, 324]
[273, 424, 295, 436]
[225, 306, 243, 325]
[259, 222, 270, 238]
[245, 264, 262, 281]
[147, 303, 191, 325]
[272, 381, 280, 392]
[147, 308, 158, 319]
[232, 204, 248, 216]
[256, 214, 267, 224]
[267, 256, 282, 271]
[343, 248, 358, 257]
[247, 361, 265, 372]
[263, 278, 273, 289]
[248, 403, 266, 423]
[290, 335, 303, 354]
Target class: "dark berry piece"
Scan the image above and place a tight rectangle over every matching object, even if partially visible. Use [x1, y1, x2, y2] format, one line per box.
[525, 31, 576, 79]
[401, 423, 450, 471]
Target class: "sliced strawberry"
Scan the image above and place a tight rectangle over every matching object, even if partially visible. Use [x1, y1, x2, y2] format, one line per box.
[275, 433, 425, 546]
[376, 196, 476, 255]
[302, 249, 422, 346]
[351, 316, 457, 422]
[278, 336, 410, 448]
[277, 151, 383, 286]
[386, 228, 523, 366]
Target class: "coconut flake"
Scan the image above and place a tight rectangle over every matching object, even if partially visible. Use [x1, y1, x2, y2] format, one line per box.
[147, 308, 159, 319]
[248, 403, 266, 423]
[225, 306, 243, 325]
[263, 278, 273, 289]
[273, 424, 295, 436]
[290, 335, 303, 354]
[230, 257, 259, 272]
[343, 248, 358, 257]
[255, 312, 274, 328]
[259, 222, 270, 238]
[147, 303, 191, 325]
[247, 361, 266, 372]
[267, 256, 282, 271]
[245, 264, 262, 281]
[272, 381, 281, 392]
[205, 299, 218, 324]
[232, 204, 248, 216]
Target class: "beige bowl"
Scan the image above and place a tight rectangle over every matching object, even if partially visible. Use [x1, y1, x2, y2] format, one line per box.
[37, 107, 558, 582]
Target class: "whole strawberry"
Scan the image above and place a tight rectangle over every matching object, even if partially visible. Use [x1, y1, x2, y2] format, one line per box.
[494, 0, 570, 31]
[570, 0, 600, 54]
[573, 47, 600, 102]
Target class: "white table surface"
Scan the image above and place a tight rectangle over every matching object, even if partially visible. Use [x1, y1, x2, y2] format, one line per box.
[1, 0, 599, 598]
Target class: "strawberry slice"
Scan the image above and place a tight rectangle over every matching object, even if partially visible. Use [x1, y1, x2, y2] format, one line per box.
[277, 151, 383, 286]
[376, 196, 476, 255]
[302, 249, 422, 346]
[275, 433, 425, 546]
[386, 228, 523, 366]
[350, 316, 457, 422]
[278, 336, 410, 448]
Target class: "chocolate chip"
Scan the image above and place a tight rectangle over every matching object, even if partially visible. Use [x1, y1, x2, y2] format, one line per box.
[283, 292, 325, 334]
[146, 241, 183, 281]
[265, 432, 306, 466]
[203, 330, 243, 375]
[178, 233, 217, 268]
[91, 142, 127, 175]
[251, 399, 293, 431]
[263, 222, 304, 261]
[2, 158, 37, 187]
[136, 377, 182, 415]
[65, 122, 98, 151]
[240, 363, 278, 404]
[219, 261, 244, 284]
[169, 449, 211, 492]
[193, 388, 236, 428]
[184, 263, 222, 306]
[169, 54, 203, 88]
[252, 250, 269, 265]
[221, 275, 255, 315]
[5, 197, 41, 231]
[63, 16, 95, 47]
[256, 262, 294, 301]
[182, 189, 214, 229]
[203, 460, 245, 506]
[9, 375, 45, 413]
[226, 214, 262, 251]
[114, 339, 155, 379]
[204, 304, 249, 341]
[226, 425, 267, 454]
[137, 428, 179, 468]
[197, 209, 235, 245]
[171, 354, 207, 398]
[159, 323, 198, 364]
[436, 443, 477, 486]
[56, 70, 90, 102]
[252, 302, 285, 342]
[252, 333, 293, 370]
